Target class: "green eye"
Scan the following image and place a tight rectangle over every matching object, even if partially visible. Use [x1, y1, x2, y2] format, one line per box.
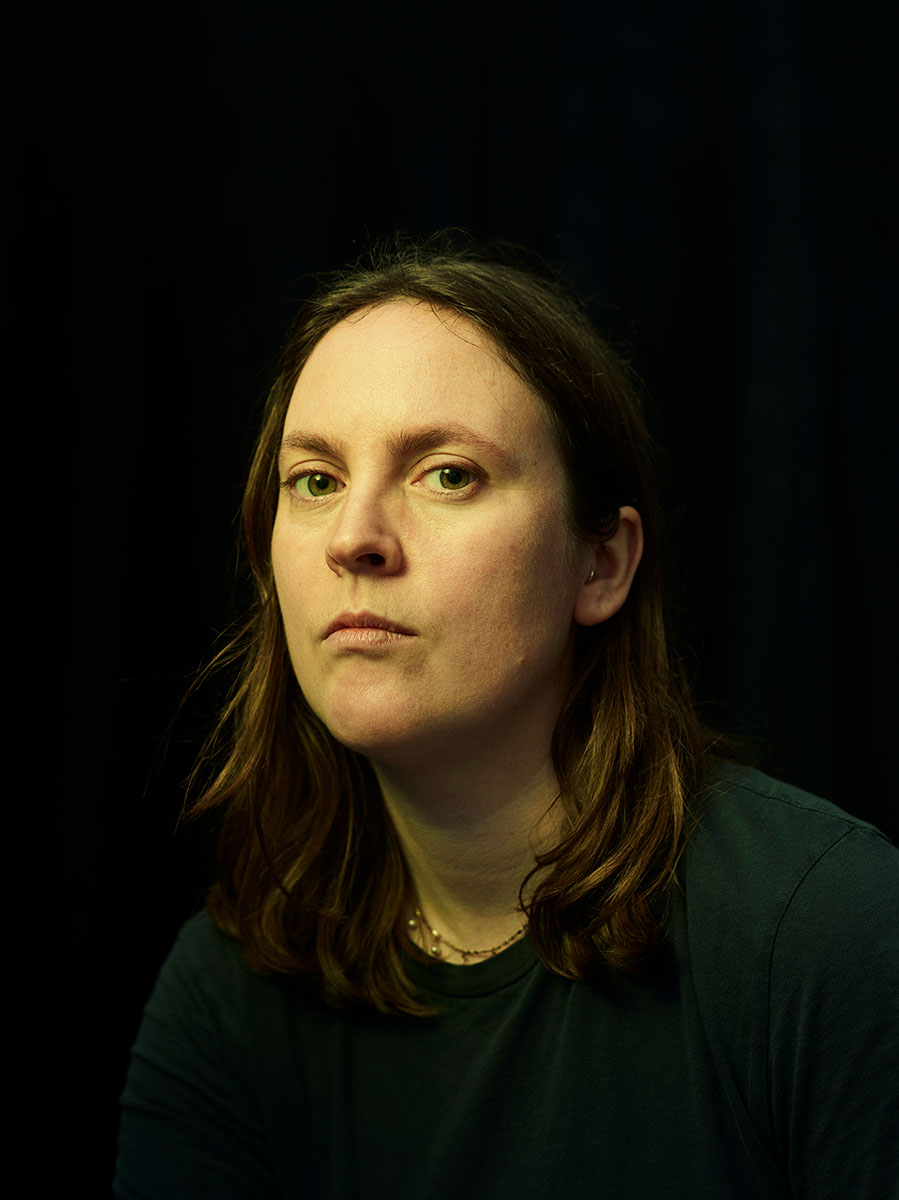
[431, 466, 472, 491]
[303, 473, 338, 497]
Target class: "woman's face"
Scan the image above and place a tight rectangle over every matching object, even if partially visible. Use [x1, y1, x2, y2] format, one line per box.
[271, 300, 594, 771]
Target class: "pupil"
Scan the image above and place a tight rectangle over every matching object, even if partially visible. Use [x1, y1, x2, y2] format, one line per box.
[441, 468, 467, 488]
[309, 474, 331, 494]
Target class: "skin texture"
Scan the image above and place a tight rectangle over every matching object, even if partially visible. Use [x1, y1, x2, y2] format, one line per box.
[271, 300, 643, 954]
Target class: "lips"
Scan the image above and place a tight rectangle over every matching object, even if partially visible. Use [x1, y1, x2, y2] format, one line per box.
[323, 611, 416, 639]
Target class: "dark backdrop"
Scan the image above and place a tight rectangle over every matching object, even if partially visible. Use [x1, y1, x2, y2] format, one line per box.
[17, 1, 895, 1194]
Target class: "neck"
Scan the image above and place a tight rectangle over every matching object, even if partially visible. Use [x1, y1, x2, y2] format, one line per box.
[371, 742, 564, 961]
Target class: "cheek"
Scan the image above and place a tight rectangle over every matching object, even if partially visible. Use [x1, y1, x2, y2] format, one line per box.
[270, 521, 291, 600]
[444, 526, 578, 658]
[271, 516, 317, 603]
[271, 540, 317, 661]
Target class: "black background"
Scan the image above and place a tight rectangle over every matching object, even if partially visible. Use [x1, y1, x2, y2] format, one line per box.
[15, 1, 896, 1193]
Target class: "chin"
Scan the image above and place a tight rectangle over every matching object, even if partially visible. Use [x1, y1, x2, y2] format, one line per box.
[315, 702, 468, 772]
[308, 690, 424, 760]
[326, 725, 440, 773]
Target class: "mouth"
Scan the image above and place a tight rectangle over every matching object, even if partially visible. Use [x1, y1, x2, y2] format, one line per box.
[323, 611, 416, 641]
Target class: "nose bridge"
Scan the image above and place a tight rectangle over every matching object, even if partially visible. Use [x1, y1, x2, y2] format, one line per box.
[326, 469, 402, 574]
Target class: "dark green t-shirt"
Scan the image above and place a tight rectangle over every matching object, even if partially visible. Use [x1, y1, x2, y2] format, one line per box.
[115, 767, 899, 1198]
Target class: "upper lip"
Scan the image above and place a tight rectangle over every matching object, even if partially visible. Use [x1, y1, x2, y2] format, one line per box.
[323, 611, 416, 638]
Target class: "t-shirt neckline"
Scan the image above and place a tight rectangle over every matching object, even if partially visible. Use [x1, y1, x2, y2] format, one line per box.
[402, 933, 538, 997]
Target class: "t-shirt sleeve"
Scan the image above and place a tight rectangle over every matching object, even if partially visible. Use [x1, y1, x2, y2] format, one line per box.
[767, 826, 899, 1198]
[114, 916, 278, 1199]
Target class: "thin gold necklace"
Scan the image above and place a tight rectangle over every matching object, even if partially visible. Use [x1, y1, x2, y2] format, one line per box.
[407, 906, 527, 963]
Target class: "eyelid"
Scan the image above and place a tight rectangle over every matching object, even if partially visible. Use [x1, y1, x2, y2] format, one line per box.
[415, 458, 486, 493]
[280, 465, 345, 501]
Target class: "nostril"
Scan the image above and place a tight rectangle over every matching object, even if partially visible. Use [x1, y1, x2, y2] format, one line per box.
[326, 539, 400, 575]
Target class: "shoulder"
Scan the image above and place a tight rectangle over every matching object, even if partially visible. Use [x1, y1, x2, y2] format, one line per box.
[677, 761, 899, 1036]
[141, 909, 307, 1061]
[117, 916, 294, 1196]
[685, 762, 896, 911]
[163, 908, 246, 973]
[696, 760, 890, 845]
[136, 912, 253, 1058]
[678, 763, 899, 1077]
[153, 909, 250, 999]
[146, 909, 335, 1050]
[675, 766, 899, 1190]
[124, 911, 309, 1133]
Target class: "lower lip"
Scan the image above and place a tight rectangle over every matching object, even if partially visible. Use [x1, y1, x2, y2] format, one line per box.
[325, 627, 415, 648]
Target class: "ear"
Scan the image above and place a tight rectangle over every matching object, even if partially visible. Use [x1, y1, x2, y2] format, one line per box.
[572, 506, 644, 627]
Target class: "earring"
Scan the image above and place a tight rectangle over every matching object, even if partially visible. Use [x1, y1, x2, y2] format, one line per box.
[585, 568, 596, 584]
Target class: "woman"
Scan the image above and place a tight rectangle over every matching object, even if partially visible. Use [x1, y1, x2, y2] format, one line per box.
[115, 236, 898, 1198]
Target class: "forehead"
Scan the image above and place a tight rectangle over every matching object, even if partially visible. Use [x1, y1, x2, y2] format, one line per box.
[284, 300, 553, 448]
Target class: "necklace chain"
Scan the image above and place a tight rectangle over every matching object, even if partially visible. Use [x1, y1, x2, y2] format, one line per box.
[407, 905, 527, 963]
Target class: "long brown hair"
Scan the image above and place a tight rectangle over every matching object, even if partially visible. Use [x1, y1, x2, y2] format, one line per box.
[187, 232, 718, 1014]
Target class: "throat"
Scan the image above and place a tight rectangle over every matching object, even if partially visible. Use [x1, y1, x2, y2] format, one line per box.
[374, 753, 565, 965]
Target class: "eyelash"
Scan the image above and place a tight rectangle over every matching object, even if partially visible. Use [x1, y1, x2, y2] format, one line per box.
[280, 470, 340, 501]
[280, 462, 485, 503]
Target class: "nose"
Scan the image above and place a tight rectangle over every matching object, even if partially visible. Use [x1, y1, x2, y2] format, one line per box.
[324, 486, 404, 577]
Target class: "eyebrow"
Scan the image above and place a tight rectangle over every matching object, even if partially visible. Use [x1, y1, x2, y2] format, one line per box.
[277, 423, 517, 468]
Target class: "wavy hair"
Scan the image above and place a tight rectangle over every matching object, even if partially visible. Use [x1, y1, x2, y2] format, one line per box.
[186, 232, 719, 1014]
